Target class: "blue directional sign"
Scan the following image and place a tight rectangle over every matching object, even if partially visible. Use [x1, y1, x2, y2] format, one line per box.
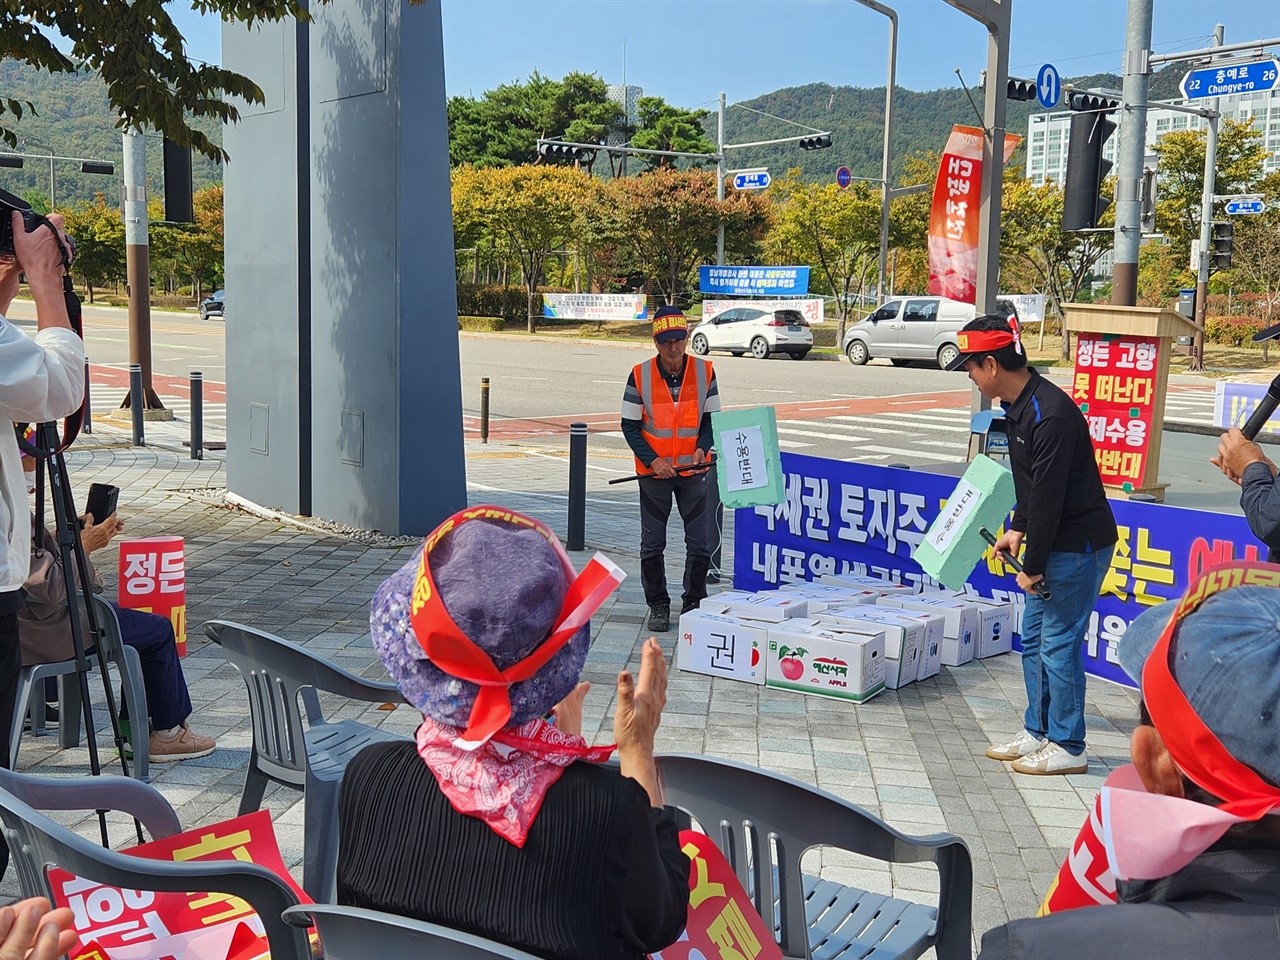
[1181, 58, 1279, 100]
[732, 170, 771, 191]
[1225, 199, 1266, 215]
[836, 166, 852, 189]
[1035, 63, 1061, 109]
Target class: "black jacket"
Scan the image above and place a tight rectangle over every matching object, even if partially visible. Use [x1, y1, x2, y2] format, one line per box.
[1005, 370, 1118, 576]
[977, 839, 1280, 960]
[1239, 460, 1280, 562]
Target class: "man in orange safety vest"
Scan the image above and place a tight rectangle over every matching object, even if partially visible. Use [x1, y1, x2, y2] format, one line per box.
[620, 305, 721, 633]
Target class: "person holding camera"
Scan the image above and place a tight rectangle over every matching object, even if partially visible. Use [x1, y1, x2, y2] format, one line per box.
[0, 209, 84, 845]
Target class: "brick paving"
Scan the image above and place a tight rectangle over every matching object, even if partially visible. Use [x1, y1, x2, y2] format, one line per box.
[4, 413, 1145, 957]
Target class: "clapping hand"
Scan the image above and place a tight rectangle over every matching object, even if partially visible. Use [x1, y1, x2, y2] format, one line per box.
[614, 638, 669, 807]
[0, 898, 76, 960]
[551, 681, 591, 738]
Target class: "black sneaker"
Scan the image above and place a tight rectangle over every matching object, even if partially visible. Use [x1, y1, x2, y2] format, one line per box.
[680, 600, 699, 615]
[647, 602, 671, 633]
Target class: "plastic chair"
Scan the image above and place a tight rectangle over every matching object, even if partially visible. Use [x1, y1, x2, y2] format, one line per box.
[658, 753, 972, 960]
[204, 619, 408, 904]
[11, 595, 150, 781]
[0, 771, 310, 960]
[283, 904, 542, 960]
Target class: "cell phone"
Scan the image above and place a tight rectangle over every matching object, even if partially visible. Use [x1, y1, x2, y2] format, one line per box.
[84, 483, 120, 524]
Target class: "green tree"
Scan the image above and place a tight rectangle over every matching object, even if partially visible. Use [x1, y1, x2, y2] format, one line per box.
[630, 98, 715, 169]
[60, 191, 124, 303]
[1230, 171, 1280, 355]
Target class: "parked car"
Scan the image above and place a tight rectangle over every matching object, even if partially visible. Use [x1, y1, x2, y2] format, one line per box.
[689, 307, 813, 360]
[199, 289, 225, 320]
[841, 296, 1018, 369]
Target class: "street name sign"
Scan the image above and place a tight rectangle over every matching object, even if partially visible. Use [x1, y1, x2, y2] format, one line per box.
[1181, 58, 1279, 100]
[1225, 199, 1265, 215]
[836, 166, 852, 189]
[732, 170, 771, 190]
[1036, 63, 1061, 109]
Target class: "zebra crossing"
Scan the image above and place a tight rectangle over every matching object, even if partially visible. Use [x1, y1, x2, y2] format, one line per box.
[85, 383, 228, 440]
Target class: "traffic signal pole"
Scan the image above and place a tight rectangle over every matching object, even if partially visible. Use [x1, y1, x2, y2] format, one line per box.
[1191, 24, 1225, 372]
[717, 93, 726, 266]
[1111, 0, 1153, 307]
[854, 0, 898, 306]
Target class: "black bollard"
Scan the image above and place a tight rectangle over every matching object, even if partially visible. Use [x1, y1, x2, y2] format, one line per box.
[1129, 493, 1158, 503]
[190, 371, 203, 460]
[128, 363, 145, 447]
[567, 422, 587, 551]
[480, 377, 490, 444]
[82, 358, 92, 434]
[706, 450, 724, 583]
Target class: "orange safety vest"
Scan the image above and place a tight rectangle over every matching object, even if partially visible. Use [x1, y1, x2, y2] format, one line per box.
[633, 356, 713, 475]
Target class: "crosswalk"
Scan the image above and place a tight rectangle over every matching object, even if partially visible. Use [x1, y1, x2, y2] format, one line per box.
[84, 383, 228, 439]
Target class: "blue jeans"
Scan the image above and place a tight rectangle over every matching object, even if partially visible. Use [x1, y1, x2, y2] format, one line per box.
[1019, 546, 1113, 756]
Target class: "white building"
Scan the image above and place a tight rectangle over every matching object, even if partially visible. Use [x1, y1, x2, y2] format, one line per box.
[606, 84, 643, 144]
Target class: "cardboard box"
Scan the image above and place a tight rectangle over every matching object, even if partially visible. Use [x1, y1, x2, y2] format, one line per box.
[699, 590, 755, 614]
[813, 609, 920, 690]
[765, 622, 885, 703]
[816, 574, 917, 598]
[770, 589, 832, 614]
[850, 606, 944, 680]
[677, 610, 767, 685]
[780, 583, 881, 607]
[965, 596, 1015, 658]
[720, 592, 809, 622]
[879, 595, 979, 667]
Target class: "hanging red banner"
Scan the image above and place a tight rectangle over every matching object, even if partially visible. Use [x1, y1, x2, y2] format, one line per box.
[927, 125, 1022, 304]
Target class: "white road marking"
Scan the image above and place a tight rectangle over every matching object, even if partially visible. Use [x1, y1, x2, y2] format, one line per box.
[776, 427, 868, 441]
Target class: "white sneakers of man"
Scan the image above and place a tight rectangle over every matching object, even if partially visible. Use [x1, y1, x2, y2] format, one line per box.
[984, 729, 1045, 761]
[1011, 741, 1088, 776]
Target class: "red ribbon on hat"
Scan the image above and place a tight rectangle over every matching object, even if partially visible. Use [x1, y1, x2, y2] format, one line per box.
[1142, 560, 1280, 820]
[955, 329, 1016, 355]
[408, 506, 626, 751]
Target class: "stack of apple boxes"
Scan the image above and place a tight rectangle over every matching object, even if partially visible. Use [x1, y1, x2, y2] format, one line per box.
[677, 575, 1014, 706]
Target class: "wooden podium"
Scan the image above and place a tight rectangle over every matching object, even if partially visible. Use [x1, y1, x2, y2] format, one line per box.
[1062, 304, 1200, 503]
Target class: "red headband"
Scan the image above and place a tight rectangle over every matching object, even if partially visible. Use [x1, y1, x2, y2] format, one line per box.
[408, 506, 625, 750]
[1142, 561, 1280, 820]
[956, 329, 1015, 354]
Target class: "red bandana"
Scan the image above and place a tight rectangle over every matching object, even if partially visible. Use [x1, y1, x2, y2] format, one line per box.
[956, 328, 1016, 354]
[1143, 561, 1280, 821]
[408, 505, 625, 750]
[416, 716, 615, 846]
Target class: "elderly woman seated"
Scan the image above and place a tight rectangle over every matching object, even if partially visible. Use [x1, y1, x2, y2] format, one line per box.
[336, 506, 690, 959]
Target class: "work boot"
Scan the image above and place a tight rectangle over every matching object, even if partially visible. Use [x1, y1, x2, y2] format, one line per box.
[647, 602, 671, 633]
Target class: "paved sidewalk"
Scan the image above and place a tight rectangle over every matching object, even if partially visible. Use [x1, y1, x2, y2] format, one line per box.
[5, 416, 1145, 957]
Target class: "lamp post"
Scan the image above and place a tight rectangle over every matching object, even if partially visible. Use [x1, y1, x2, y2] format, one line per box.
[853, 0, 898, 306]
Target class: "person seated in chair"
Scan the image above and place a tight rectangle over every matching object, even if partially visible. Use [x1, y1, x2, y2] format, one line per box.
[17, 464, 215, 762]
[337, 505, 690, 960]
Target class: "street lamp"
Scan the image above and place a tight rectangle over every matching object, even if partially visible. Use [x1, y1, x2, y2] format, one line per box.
[853, 0, 897, 306]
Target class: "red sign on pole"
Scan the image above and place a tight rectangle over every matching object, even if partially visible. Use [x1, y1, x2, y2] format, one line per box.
[1072, 334, 1159, 490]
[117, 536, 187, 656]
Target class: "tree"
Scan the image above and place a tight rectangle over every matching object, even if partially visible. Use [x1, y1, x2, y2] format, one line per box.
[158, 185, 224, 301]
[1231, 171, 1280, 355]
[60, 192, 124, 303]
[630, 98, 715, 169]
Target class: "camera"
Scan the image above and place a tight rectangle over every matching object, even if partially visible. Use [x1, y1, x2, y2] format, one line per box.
[0, 186, 53, 257]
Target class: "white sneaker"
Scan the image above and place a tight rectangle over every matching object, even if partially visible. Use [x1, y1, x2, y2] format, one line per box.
[985, 730, 1046, 761]
[1011, 742, 1088, 776]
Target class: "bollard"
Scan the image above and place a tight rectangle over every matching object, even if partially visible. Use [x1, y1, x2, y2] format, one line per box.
[567, 423, 587, 551]
[128, 363, 145, 447]
[1129, 493, 1158, 503]
[480, 377, 490, 444]
[82, 358, 92, 434]
[706, 450, 724, 583]
[190, 371, 203, 460]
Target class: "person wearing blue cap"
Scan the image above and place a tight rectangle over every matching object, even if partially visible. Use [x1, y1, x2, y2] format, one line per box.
[620, 305, 721, 633]
[978, 561, 1280, 959]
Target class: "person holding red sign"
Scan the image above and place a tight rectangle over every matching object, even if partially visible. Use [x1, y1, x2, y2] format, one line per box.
[948, 315, 1117, 776]
[337, 506, 690, 960]
[978, 563, 1280, 959]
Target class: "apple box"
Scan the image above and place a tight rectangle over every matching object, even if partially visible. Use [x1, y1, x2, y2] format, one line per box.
[766, 624, 885, 704]
[878, 595, 978, 667]
[964, 597, 1015, 658]
[720, 592, 809, 623]
[699, 590, 756, 614]
[677, 610, 767, 685]
[816, 574, 917, 598]
[851, 607, 944, 681]
[817, 607, 922, 690]
[780, 583, 880, 607]
[768, 589, 834, 614]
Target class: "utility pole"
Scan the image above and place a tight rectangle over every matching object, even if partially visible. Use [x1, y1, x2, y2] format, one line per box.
[855, 0, 898, 306]
[717, 92, 726, 266]
[122, 129, 164, 412]
[1111, 0, 1153, 306]
[1191, 24, 1225, 372]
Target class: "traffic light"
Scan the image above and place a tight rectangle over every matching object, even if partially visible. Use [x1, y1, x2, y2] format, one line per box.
[1062, 111, 1116, 231]
[798, 135, 832, 151]
[163, 138, 193, 223]
[1067, 91, 1120, 112]
[537, 140, 595, 163]
[1211, 221, 1234, 270]
[1006, 78, 1037, 101]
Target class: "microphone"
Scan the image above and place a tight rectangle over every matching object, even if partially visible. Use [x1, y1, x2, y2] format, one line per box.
[1241, 373, 1280, 440]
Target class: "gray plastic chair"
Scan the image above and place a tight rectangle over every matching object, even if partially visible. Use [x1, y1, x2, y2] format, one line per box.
[284, 904, 542, 960]
[204, 619, 408, 904]
[658, 753, 972, 960]
[11, 595, 150, 781]
[0, 771, 310, 960]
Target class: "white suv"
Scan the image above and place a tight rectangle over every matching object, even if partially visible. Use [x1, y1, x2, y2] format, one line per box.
[689, 307, 814, 360]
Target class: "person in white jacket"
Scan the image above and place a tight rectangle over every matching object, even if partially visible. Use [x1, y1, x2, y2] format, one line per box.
[0, 209, 85, 861]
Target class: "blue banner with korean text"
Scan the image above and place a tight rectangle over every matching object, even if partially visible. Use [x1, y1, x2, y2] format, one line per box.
[699, 265, 810, 297]
[734, 454, 1264, 689]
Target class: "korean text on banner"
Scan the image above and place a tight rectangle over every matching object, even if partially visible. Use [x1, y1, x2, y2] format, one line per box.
[1214, 380, 1280, 438]
[649, 830, 783, 960]
[736, 453, 1266, 689]
[117, 535, 186, 656]
[1073, 334, 1158, 490]
[699, 266, 810, 298]
[711, 406, 784, 509]
[542, 293, 648, 322]
[927, 125, 1021, 304]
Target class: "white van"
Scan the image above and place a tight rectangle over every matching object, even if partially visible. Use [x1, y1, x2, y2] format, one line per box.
[841, 296, 1018, 369]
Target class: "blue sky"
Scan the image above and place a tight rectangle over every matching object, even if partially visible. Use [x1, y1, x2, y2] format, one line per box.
[168, 0, 1280, 107]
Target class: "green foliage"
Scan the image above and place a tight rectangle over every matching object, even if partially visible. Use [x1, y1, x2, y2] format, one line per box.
[629, 98, 715, 169]
[1204, 314, 1265, 347]
[455, 285, 537, 321]
[60, 191, 125, 302]
[458, 315, 506, 332]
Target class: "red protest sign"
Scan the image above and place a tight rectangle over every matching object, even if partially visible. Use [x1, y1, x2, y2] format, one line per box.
[117, 536, 187, 656]
[650, 830, 782, 960]
[1072, 334, 1160, 490]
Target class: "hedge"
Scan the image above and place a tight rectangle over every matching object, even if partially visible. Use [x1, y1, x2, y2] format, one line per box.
[1204, 315, 1267, 347]
[458, 316, 505, 332]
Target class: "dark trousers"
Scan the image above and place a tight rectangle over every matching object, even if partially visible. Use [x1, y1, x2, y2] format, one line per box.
[638, 473, 711, 610]
[110, 604, 192, 731]
[0, 603, 22, 883]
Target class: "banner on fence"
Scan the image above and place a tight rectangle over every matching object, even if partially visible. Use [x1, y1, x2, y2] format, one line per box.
[542, 293, 648, 321]
[701, 298, 825, 324]
[699, 266, 810, 297]
[733, 454, 1264, 688]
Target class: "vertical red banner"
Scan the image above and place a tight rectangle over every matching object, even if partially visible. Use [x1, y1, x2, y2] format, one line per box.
[117, 536, 187, 656]
[927, 125, 1022, 303]
[1072, 334, 1159, 490]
